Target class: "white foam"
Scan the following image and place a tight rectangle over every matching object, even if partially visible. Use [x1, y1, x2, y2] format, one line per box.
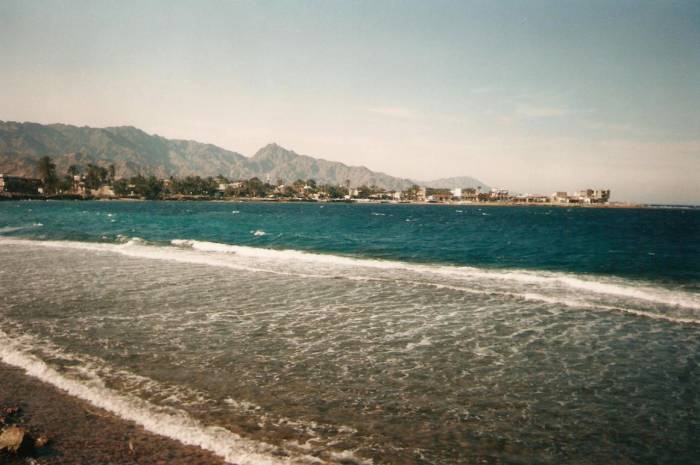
[431, 267, 700, 311]
[404, 336, 432, 351]
[0, 223, 43, 233]
[0, 329, 318, 465]
[408, 281, 700, 325]
[2, 236, 698, 319]
[174, 241, 699, 310]
[0, 237, 332, 285]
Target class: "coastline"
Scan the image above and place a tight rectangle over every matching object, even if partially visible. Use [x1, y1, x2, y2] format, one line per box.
[0, 361, 226, 465]
[0, 192, 652, 208]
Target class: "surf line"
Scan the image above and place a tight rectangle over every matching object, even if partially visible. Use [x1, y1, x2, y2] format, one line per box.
[0, 329, 321, 465]
[3, 237, 698, 325]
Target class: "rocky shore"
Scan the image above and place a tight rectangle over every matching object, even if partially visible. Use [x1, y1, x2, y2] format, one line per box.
[0, 362, 227, 465]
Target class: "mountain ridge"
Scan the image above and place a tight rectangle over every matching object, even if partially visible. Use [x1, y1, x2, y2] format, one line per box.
[418, 176, 490, 191]
[0, 121, 487, 191]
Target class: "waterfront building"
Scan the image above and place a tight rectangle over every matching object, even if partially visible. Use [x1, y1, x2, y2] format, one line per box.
[0, 174, 42, 194]
[428, 192, 452, 202]
[552, 191, 569, 203]
[90, 185, 116, 198]
[517, 194, 550, 203]
[575, 188, 611, 204]
[489, 188, 510, 201]
[462, 188, 479, 201]
[73, 175, 86, 195]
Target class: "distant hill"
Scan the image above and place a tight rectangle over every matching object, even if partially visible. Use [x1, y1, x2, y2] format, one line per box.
[419, 176, 490, 191]
[0, 121, 486, 191]
[0, 121, 252, 181]
[248, 143, 413, 191]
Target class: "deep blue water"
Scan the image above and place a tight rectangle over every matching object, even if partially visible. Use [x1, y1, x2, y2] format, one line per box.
[1, 200, 698, 285]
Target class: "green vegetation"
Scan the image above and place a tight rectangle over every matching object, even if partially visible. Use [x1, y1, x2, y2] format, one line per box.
[36, 156, 57, 194]
[113, 176, 163, 200]
[11, 155, 418, 201]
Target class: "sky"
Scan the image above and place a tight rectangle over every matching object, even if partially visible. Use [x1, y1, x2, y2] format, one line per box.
[1, 0, 698, 204]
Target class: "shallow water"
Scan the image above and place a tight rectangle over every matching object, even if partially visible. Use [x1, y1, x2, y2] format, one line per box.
[0, 201, 699, 464]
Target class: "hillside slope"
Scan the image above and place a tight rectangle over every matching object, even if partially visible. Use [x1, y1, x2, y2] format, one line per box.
[0, 121, 485, 191]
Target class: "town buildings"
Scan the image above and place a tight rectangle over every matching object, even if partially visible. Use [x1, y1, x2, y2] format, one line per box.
[0, 172, 612, 205]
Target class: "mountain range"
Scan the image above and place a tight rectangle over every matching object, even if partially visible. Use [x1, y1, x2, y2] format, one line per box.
[416, 176, 489, 190]
[0, 121, 487, 191]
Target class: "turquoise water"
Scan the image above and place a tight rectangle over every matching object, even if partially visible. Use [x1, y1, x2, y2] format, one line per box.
[1, 200, 698, 284]
[1, 201, 699, 465]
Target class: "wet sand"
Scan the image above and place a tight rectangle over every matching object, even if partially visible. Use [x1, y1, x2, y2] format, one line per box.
[0, 362, 227, 465]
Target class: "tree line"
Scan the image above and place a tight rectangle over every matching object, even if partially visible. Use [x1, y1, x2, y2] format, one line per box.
[37, 156, 117, 194]
[32, 156, 425, 200]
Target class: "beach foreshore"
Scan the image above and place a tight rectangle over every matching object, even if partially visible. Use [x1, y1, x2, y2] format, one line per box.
[0, 362, 226, 465]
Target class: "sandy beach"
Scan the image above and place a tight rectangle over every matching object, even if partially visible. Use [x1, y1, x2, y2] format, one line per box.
[0, 362, 226, 465]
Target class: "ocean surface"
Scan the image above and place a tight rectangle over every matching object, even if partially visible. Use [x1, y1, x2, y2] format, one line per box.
[1, 200, 699, 465]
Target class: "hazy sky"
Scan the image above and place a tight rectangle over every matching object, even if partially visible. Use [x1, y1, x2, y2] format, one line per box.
[1, 1, 698, 203]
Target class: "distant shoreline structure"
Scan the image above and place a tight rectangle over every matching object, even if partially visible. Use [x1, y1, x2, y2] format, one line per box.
[0, 171, 634, 207]
[0, 195, 648, 208]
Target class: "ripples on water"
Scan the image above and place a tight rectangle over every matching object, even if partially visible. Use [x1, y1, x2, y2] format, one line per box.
[0, 202, 699, 464]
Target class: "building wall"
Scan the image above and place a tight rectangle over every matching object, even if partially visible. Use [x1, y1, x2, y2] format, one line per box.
[0, 175, 42, 194]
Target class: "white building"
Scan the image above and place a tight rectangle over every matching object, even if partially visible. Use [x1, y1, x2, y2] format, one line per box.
[552, 191, 569, 203]
[489, 188, 510, 201]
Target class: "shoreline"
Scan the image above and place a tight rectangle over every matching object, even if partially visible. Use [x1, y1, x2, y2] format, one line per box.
[0, 193, 655, 208]
[0, 361, 227, 465]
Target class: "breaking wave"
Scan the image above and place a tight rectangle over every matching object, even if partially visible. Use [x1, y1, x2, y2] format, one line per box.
[0, 328, 334, 465]
[0, 223, 43, 234]
[1, 236, 698, 324]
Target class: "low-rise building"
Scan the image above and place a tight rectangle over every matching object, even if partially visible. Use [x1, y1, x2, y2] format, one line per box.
[552, 191, 569, 203]
[513, 194, 550, 203]
[73, 175, 86, 195]
[428, 192, 452, 202]
[218, 180, 246, 192]
[90, 185, 116, 198]
[489, 188, 511, 201]
[0, 174, 42, 194]
[575, 188, 611, 204]
[592, 189, 611, 203]
[462, 187, 479, 201]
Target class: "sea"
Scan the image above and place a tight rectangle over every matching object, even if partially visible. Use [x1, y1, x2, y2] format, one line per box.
[0, 200, 698, 465]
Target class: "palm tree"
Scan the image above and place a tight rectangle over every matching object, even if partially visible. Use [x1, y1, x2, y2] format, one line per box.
[67, 164, 81, 177]
[37, 156, 57, 193]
